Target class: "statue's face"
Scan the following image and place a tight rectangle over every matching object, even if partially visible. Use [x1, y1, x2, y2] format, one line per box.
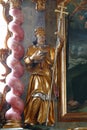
[37, 34, 45, 45]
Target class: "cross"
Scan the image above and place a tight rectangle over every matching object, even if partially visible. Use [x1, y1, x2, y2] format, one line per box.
[54, 2, 68, 36]
[55, 2, 68, 20]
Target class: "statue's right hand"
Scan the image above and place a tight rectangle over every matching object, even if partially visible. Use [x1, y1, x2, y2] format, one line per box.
[30, 50, 46, 62]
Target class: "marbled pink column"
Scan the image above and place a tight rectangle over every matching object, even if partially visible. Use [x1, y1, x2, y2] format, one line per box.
[5, 8, 25, 122]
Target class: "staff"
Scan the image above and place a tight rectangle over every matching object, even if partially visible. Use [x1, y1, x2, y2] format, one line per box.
[46, 2, 68, 126]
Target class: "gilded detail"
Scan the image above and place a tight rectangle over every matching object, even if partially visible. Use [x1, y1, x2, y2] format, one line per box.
[0, 0, 6, 6]
[8, 0, 22, 9]
[0, 49, 9, 62]
[32, 0, 47, 11]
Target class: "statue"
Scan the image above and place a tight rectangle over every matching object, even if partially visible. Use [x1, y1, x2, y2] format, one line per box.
[24, 27, 64, 127]
[24, 27, 55, 127]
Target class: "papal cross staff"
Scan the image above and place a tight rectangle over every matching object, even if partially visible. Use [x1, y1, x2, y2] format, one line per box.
[46, 2, 68, 126]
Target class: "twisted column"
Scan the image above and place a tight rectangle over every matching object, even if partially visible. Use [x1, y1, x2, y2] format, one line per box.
[4, 0, 25, 128]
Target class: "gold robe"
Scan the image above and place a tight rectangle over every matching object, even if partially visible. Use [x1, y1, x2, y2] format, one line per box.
[24, 44, 55, 126]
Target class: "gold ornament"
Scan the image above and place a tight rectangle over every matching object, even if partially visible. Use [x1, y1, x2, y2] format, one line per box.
[8, 0, 22, 9]
[32, 0, 47, 11]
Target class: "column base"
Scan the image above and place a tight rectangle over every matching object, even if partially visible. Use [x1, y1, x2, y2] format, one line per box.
[3, 120, 24, 129]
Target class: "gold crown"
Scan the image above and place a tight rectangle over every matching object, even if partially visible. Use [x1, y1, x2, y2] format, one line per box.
[34, 27, 45, 36]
